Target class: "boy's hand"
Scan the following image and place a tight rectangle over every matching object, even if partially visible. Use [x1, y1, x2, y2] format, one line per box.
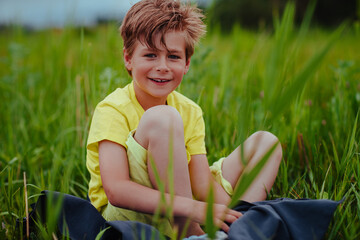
[192, 201, 242, 233]
[214, 203, 242, 232]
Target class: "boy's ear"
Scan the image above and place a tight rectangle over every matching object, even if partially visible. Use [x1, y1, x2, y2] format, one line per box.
[184, 57, 191, 74]
[123, 48, 132, 71]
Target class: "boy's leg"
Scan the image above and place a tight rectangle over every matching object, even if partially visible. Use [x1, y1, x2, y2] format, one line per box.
[134, 105, 204, 237]
[221, 131, 283, 202]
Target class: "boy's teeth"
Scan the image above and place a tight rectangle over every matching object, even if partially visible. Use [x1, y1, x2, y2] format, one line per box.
[152, 78, 168, 82]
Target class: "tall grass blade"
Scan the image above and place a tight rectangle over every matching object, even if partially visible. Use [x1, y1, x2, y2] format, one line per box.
[264, 2, 295, 103]
[166, 130, 175, 223]
[94, 227, 111, 240]
[205, 184, 216, 239]
[148, 154, 169, 235]
[319, 163, 331, 199]
[342, 111, 359, 164]
[269, 23, 347, 118]
[297, 0, 317, 39]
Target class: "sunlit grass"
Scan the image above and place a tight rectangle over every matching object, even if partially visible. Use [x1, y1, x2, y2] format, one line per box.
[0, 5, 359, 238]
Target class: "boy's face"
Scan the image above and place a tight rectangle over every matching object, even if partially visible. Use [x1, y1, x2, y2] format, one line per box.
[124, 31, 190, 108]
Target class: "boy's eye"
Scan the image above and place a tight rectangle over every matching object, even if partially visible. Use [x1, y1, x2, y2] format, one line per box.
[145, 54, 156, 58]
[168, 54, 180, 60]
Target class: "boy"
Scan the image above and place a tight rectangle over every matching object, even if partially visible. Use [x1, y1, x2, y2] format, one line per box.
[86, 0, 282, 238]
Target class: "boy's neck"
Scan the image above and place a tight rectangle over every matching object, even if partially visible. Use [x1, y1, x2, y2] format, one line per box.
[133, 84, 168, 110]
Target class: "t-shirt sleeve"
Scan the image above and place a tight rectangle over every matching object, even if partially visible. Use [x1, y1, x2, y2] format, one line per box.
[87, 101, 130, 153]
[186, 110, 207, 156]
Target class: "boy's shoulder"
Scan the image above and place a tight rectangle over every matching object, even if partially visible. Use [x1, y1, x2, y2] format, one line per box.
[170, 90, 202, 112]
[94, 83, 143, 120]
[98, 83, 134, 109]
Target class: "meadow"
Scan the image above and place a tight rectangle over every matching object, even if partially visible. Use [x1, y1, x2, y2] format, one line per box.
[1, 5, 359, 239]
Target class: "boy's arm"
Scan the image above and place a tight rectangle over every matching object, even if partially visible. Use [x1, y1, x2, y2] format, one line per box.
[99, 140, 239, 229]
[189, 154, 231, 205]
[99, 139, 193, 216]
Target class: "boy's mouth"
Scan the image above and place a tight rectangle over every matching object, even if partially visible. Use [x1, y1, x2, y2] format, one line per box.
[149, 78, 171, 83]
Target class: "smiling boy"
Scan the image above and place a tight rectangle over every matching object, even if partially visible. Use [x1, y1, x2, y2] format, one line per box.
[86, 0, 282, 238]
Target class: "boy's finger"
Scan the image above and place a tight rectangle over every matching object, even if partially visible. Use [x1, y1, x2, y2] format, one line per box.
[216, 220, 230, 233]
[228, 209, 242, 218]
[224, 214, 238, 223]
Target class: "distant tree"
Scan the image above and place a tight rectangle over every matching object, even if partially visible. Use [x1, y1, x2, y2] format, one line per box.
[313, 0, 358, 26]
[206, 0, 358, 32]
[206, 0, 277, 31]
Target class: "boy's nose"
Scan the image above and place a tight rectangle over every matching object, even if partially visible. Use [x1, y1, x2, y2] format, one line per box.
[156, 58, 170, 72]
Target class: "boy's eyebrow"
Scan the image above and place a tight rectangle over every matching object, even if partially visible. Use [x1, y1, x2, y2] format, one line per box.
[167, 49, 183, 54]
[139, 44, 184, 54]
[145, 49, 184, 54]
[138, 47, 158, 52]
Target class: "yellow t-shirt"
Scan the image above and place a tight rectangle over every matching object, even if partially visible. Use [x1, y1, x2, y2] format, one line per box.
[86, 81, 206, 212]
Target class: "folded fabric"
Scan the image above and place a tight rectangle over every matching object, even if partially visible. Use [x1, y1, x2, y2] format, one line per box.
[228, 198, 342, 240]
[16, 191, 341, 240]
[16, 190, 164, 240]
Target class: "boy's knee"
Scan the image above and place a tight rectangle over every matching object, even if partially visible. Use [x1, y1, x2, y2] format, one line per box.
[251, 131, 283, 160]
[141, 105, 184, 134]
[252, 131, 278, 143]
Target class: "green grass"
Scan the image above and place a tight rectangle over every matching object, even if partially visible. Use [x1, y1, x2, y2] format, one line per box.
[1, 6, 360, 239]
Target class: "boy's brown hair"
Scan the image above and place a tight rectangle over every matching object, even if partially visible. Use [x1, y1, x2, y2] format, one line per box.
[120, 0, 206, 64]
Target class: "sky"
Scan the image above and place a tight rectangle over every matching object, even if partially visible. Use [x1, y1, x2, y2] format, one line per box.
[0, 0, 210, 29]
[0, 0, 141, 29]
